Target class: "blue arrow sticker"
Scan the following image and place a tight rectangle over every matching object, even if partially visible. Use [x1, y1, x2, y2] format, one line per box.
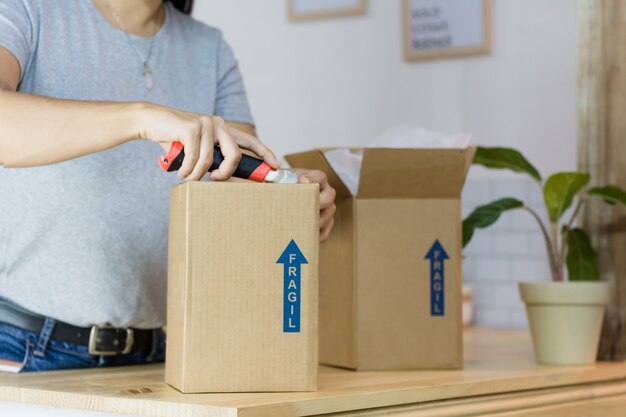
[424, 239, 449, 316]
[277, 240, 308, 333]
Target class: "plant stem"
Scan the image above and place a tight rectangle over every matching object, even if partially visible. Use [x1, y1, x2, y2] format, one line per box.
[566, 199, 585, 230]
[550, 223, 563, 281]
[559, 199, 586, 274]
[523, 206, 561, 282]
[560, 227, 569, 272]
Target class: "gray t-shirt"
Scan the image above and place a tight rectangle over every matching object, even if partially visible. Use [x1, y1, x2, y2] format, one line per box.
[0, 0, 254, 328]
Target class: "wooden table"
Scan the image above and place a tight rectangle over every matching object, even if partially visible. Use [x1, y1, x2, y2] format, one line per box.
[1, 327, 625, 416]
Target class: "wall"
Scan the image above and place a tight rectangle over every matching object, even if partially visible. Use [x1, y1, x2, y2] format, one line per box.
[193, 0, 577, 179]
[193, 0, 578, 328]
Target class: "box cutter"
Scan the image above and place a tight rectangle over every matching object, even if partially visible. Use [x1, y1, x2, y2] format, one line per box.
[159, 141, 298, 184]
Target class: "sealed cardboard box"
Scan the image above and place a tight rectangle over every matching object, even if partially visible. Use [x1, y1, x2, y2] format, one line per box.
[165, 182, 319, 393]
[286, 148, 474, 371]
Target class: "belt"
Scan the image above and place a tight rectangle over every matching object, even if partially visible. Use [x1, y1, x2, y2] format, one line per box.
[0, 301, 159, 356]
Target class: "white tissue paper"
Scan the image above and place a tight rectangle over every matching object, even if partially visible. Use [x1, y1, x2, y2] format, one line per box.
[324, 125, 472, 195]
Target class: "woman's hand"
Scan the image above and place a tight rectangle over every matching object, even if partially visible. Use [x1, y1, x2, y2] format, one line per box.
[135, 103, 279, 182]
[293, 169, 337, 241]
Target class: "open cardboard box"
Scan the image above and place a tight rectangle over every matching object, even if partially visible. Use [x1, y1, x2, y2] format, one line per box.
[286, 147, 475, 370]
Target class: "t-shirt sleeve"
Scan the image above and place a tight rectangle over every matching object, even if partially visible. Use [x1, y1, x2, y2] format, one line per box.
[215, 34, 254, 126]
[0, 0, 36, 80]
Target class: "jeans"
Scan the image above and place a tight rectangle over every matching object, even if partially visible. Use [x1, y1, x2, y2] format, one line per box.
[0, 300, 165, 373]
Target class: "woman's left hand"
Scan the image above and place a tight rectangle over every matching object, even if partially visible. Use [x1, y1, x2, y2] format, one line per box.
[293, 169, 337, 241]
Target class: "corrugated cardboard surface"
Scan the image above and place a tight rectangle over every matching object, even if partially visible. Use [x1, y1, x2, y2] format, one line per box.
[358, 148, 471, 198]
[286, 148, 473, 371]
[355, 199, 462, 369]
[165, 182, 319, 392]
[319, 198, 356, 368]
[285, 150, 351, 198]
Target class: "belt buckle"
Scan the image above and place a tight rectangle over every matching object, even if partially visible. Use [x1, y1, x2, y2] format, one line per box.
[88, 325, 135, 356]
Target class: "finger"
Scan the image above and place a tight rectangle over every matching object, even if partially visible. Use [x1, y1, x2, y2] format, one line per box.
[320, 217, 335, 242]
[298, 170, 328, 187]
[299, 171, 335, 209]
[178, 121, 202, 179]
[185, 120, 213, 182]
[319, 203, 336, 230]
[231, 129, 280, 168]
[209, 118, 241, 181]
[319, 185, 336, 210]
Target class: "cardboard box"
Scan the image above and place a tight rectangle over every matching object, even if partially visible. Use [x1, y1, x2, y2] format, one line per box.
[165, 182, 319, 393]
[286, 148, 474, 371]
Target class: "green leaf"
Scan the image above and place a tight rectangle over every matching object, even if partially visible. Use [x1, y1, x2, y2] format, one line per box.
[588, 185, 626, 206]
[565, 227, 599, 281]
[473, 147, 542, 182]
[543, 172, 590, 223]
[462, 198, 524, 247]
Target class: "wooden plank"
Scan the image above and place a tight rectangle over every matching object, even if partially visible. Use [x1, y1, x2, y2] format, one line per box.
[287, 0, 367, 22]
[326, 381, 626, 416]
[577, 0, 626, 360]
[0, 328, 625, 416]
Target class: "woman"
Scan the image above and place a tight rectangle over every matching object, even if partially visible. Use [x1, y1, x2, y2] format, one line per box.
[0, 0, 336, 372]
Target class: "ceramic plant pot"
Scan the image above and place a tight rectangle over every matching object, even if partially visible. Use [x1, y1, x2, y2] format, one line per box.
[519, 281, 610, 365]
[462, 285, 474, 327]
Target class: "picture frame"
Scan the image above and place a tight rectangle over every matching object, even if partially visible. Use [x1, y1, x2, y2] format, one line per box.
[403, 0, 492, 61]
[288, 0, 367, 22]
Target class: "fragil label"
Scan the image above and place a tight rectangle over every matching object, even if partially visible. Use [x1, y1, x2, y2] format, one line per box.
[277, 239, 308, 333]
[424, 239, 449, 316]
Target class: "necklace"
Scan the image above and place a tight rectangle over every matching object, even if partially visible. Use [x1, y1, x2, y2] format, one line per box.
[103, 0, 162, 91]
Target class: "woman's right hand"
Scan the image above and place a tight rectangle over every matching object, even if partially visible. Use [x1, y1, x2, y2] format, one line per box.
[134, 102, 279, 182]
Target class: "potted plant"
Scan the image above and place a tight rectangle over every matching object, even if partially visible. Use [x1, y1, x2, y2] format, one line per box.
[463, 147, 626, 365]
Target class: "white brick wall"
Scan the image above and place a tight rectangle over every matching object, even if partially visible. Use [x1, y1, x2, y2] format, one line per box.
[462, 178, 553, 328]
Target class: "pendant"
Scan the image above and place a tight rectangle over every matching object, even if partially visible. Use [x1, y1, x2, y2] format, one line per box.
[143, 62, 154, 91]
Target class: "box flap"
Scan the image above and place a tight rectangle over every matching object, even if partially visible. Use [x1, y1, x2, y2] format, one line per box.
[285, 150, 352, 199]
[357, 147, 476, 198]
[462, 146, 477, 185]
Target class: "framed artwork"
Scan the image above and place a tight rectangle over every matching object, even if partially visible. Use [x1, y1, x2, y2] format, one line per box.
[403, 0, 492, 61]
[288, 0, 367, 21]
